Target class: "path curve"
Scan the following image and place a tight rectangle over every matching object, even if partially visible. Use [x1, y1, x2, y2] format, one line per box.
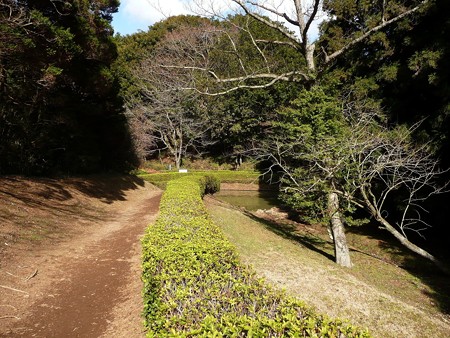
[0, 182, 161, 337]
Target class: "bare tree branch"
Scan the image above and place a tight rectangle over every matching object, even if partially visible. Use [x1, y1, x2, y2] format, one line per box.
[170, 0, 431, 92]
[232, 0, 304, 46]
[251, 94, 448, 272]
[178, 71, 307, 96]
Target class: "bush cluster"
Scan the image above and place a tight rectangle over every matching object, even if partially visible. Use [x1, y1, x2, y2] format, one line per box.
[141, 176, 370, 337]
[138, 170, 260, 189]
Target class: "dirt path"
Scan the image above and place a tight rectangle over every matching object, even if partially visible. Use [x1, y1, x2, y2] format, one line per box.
[0, 176, 161, 337]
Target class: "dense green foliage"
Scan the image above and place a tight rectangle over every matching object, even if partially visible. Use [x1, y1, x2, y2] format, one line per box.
[270, 87, 351, 223]
[0, 0, 136, 174]
[321, 0, 449, 157]
[141, 176, 370, 337]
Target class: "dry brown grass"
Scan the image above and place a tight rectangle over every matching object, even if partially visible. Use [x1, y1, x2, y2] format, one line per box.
[205, 196, 450, 338]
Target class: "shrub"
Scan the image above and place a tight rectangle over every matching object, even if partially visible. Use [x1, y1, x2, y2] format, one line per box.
[141, 176, 370, 337]
[198, 175, 221, 195]
[138, 170, 260, 189]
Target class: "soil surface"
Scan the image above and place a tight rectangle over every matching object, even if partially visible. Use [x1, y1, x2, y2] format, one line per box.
[0, 175, 161, 337]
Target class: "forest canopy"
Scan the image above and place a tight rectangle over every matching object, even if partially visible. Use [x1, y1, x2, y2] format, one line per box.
[0, 0, 137, 175]
[3, 1, 448, 176]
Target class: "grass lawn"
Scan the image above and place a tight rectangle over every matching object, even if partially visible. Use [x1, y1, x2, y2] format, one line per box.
[205, 196, 450, 338]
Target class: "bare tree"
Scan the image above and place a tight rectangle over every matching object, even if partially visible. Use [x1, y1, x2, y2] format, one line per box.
[162, 0, 432, 94]
[125, 105, 155, 163]
[128, 22, 216, 169]
[257, 99, 448, 272]
[344, 103, 449, 273]
[130, 98, 213, 170]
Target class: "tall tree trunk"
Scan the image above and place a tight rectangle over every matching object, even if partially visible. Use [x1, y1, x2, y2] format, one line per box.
[328, 191, 352, 267]
[305, 43, 315, 72]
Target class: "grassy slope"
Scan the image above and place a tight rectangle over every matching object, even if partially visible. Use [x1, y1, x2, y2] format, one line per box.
[205, 197, 450, 338]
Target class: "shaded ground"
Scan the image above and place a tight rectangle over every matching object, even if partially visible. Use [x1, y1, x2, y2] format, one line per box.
[0, 175, 161, 337]
[205, 196, 450, 338]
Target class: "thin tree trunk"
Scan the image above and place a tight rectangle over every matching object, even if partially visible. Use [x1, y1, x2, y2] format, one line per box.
[175, 152, 181, 170]
[328, 191, 352, 267]
[176, 130, 183, 170]
[360, 187, 449, 275]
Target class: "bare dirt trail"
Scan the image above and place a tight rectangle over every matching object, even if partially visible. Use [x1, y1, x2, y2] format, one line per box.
[0, 176, 161, 337]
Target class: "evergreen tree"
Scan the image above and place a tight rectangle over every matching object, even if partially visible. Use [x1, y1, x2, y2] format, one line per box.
[0, 0, 135, 174]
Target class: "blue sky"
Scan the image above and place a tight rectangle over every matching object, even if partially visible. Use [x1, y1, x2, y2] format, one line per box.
[111, 0, 190, 36]
[111, 0, 324, 39]
[111, 8, 147, 35]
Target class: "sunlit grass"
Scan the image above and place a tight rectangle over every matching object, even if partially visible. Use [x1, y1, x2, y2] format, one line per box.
[205, 197, 450, 338]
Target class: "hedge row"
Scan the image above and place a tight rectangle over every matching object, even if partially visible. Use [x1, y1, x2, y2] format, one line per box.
[141, 176, 370, 337]
[137, 170, 260, 189]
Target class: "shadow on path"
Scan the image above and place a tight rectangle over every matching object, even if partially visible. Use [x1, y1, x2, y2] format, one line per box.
[0, 174, 146, 205]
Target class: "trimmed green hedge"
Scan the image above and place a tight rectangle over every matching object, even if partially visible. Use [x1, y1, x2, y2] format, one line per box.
[141, 176, 370, 337]
[138, 170, 260, 189]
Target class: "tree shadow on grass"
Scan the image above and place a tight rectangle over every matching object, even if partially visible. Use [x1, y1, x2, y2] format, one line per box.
[347, 224, 450, 315]
[243, 210, 336, 263]
[244, 203, 450, 316]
